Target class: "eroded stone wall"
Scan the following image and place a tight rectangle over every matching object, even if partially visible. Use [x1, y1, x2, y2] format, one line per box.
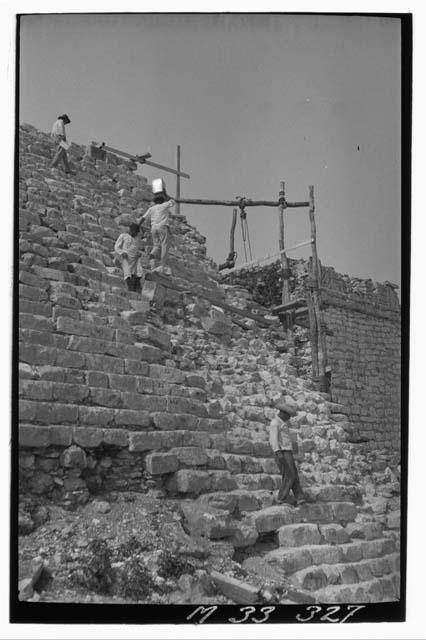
[222, 261, 401, 452]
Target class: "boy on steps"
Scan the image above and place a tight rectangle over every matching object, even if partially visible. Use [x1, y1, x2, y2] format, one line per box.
[114, 222, 145, 292]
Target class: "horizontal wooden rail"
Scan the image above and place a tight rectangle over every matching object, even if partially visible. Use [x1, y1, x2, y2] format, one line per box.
[175, 198, 309, 208]
[223, 240, 313, 275]
[273, 298, 307, 314]
[93, 143, 190, 178]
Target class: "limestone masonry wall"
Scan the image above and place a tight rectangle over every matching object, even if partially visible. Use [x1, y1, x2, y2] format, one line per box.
[222, 258, 401, 452]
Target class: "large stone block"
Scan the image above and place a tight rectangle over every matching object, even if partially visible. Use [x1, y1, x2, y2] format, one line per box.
[331, 502, 358, 524]
[180, 501, 236, 539]
[103, 428, 129, 447]
[129, 431, 162, 452]
[210, 571, 260, 605]
[169, 469, 211, 495]
[297, 502, 334, 524]
[250, 506, 298, 533]
[86, 354, 124, 374]
[319, 523, 350, 545]
[35, 402, 79, 424]
[277, 523, 322, 547]
[122, 392, 167, 412]
[197, 418, 227, 433]
[108, 373, 137, 393]
[230, 520, 259, 548]
[309, 544, 343, 565]
[90, 387, 122, 408]
[73, 427, 104, 448]
[151, 412, 198, 431]
[291, 566, 328, 591]
[135, 326, 171, 351]
[209, 470, 238, 492]
[56, 348, 86, 369]
[19, 379, 53, 401]
[170, 446, 207, 467]
[145, 452, 178, 475]
[160, 430, 185, 448]
[79, 406, 115, 426]
[19, 424, 51, 448]
[124, 359, 150, 376]
[198, 492, 238, 514]
[114, 409, 151, 428]
[50, 425, 73, 446]
[60, 445, 87, 469]
[19, 344, 57, 366]
[345, 521, 383, 541]
[338, 542, 363, 563]
[133, 342, 164, 364]
[19, 313, 53, 333]
[167, 396, 208, 417]
[149, 363, 186, 384]
[52, 382, 89, 403]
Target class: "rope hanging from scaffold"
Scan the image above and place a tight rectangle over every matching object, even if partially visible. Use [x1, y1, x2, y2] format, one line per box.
[239, 208, 253, 263]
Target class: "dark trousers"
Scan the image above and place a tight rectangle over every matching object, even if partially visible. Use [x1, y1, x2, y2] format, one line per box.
[50, 135, 71, 172]
[125, 276, 141, 293]
[275, 450, 303, 502]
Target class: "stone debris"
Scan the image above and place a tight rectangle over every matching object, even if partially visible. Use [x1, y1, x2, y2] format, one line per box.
[210, 570, 261, 604]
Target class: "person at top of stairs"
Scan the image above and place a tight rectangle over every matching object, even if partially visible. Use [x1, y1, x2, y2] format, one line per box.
[269, 398, 308, 507]
[114, 222, 145, 292]
[139, 184, 175, 276]
[49, 113, 74, 174]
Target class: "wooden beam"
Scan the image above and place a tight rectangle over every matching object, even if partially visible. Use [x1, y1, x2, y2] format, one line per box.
[175, 197, 310, 208]
[144, 271, 275, 327]
[94, 143, 190, 178]
[273, 298, 306, 314]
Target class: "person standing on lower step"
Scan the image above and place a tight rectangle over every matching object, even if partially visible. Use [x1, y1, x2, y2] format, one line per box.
[114, 223, 144, 292]
[269, 398, 307, 506]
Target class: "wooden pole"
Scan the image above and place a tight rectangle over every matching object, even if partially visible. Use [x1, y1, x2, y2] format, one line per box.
[278, 181, 290, 305]
[306, 287, 319, 378]
[230, 209, 237, 256]
[176, 145, 181, 215]
[278, 181, 294, 342]
[308, 185, 327, 381]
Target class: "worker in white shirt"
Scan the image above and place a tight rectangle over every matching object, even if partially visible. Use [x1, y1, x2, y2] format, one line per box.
[269, 398, 307, 505]
[50, 114, 73, 174]
[114, 223, 144, 292]
[140, 193, 175, 276]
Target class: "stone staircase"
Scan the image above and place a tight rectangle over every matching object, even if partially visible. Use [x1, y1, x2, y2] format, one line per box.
[18, 123, 400, 604]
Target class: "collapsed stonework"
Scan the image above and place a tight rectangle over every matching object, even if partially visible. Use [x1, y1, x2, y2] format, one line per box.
[222, 259, 401, 451]
[17, 123, 401, 604]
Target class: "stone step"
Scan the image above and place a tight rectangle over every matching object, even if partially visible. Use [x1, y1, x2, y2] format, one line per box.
[266, 539, 397, 573]
[19, 423, 230, 452]
[312, 573, 400, 603]
[248, 502, 359, 536]
[290, 552, 400, 591]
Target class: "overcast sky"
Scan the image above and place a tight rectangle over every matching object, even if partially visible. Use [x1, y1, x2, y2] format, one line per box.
[19, 13, 401, 286]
